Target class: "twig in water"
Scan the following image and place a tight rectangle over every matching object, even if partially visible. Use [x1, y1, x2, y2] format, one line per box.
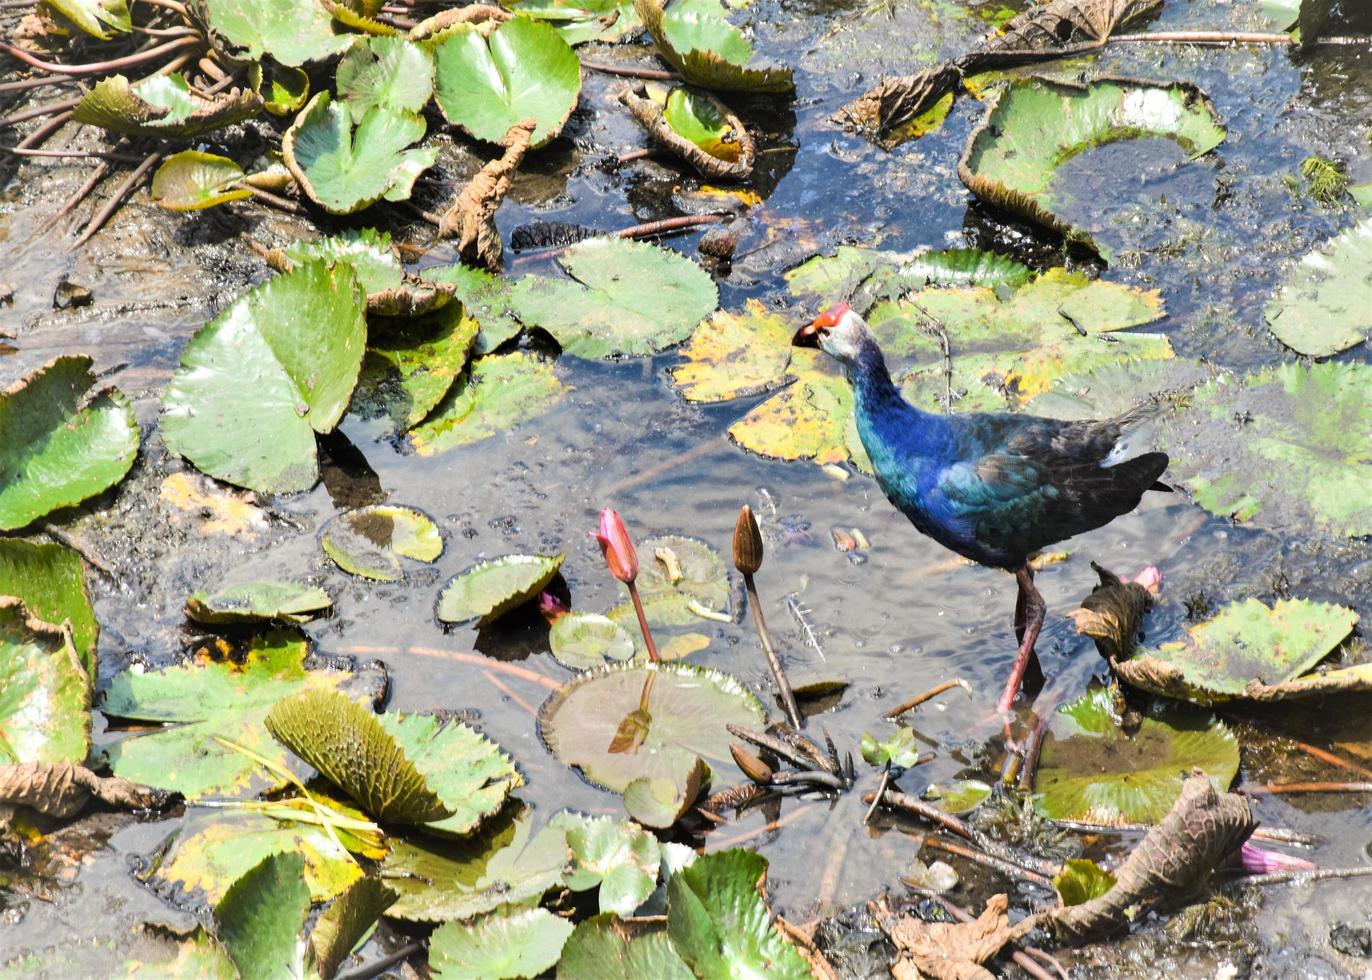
[245, 185, 303, 214]
[1290, 740, 1372, 780]
[1242, 782, 1372, 795]
[337, 642, 561, 689]
[1, 96, 82, 128]
[0, 75, 77, 94]
[614, 213, 724, 240]
[44, 160, 111, 231]
[5, 147, 147, 162]
[785, 592, 827, 661]
[580, 58, 682, 81]
[0, 35, 202, 75]
[915, 835, 1054, 889]
[14, 109, 74, 150]
[883, 678, 971, 719]
[1234, 866, 1372, 887]
[863, 764, 892, 825]
[1112, 30, 1296, 45]
[73, 150, 162, 248]
[617, 147, 655, 164]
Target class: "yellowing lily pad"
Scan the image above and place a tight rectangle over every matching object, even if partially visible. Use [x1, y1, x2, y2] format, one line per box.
[321, 505, 443, 582]
[0, 598, 89, 766]
[410, 352, 567, 456]
[437, 554, 565, 626]
[668, 300, 794, 403]
[185, 580, 332, 625]
[151, 151, 252, 210]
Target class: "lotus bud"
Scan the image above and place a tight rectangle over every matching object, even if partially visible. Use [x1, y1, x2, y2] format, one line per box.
[1237, 841, 1317, 874]
[593, 508, 638, 584]
[538, 591, 569, 625]
[731, 743, 773, 785]
[733, 505, 764, 575]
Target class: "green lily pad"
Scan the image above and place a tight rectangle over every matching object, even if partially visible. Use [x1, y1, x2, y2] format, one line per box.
[636, 0, 793, 93]
[1053, 858, 1116, 907]
[538, 661, 763, 793]
[0, 598, 89, 766]
[139, 809, 364, 906]
[1114, 598, 1361, 703]
[437, 554, 566, 626]
[250, 58, 310, 115]
[216, 851, 311, 980]
[124, 927, 236, 979]
[44, 0, 129, 38]
[1160, 361, 1372, 537]
[161, 261, 367, 494]
[410, 352, 568, 456]
[1264, 217, 1372, 356]
[201, 0, 357, 65]
[922, 779, 993, 815]
[430, 18, 581, 148]
[636, 535, 730, 613]
[556, 914, 693, 979]
[502, 0, 641, 45]
[336, 36, 435, 122]
[669, 300, 794, 404]
[352, 304, 479, 434]
[0, 538, 97, 678]
[551, 811, 662, 914]
[271, 229, 403, 298]
[667, 849, 811, 978]
[73, 73, 260, 138]
[309, 877, 398, 980]
[1028, 358, 1208, 422]
[550, 612, 636, 671]
[430, 908, 574, 980]
[859, 727, 925, 769]
[785, 246, 1034, 304]
[418, 264, 524, 356]
[623, 756, 706, 828]
[0, 355, 138, 532]
[150, 151, 252, 210]
[283, 93, 436, 214]
[509, 238, 718, 359]
[321, 505, 443, 581]
[185, 580, 332, 625]
[102, 629, 387, 798]
[1034, 688, 1240, 825]
[665, 88, 735, 158]
[382, 804, 570, 922]
[958, 77, 1226, 255]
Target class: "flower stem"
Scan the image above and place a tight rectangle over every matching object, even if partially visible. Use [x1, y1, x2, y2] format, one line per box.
[627, 580, 660, 662]
[744, 573, 802, 729]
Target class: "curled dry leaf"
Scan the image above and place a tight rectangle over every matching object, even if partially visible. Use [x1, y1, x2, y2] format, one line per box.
[1044, 772, 1256, 943]
[618, 83, 754, 180]
[439, 118, 536, 270]
[0, 760, 171, 819]
[877, 892, 1032, 980]
[831, 64, 960, 149]
[408, 3, 510, 41]
[1065, 561, 1156, 663]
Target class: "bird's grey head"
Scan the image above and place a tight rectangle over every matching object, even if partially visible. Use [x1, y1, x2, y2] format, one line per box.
[792, 303, 873, 365]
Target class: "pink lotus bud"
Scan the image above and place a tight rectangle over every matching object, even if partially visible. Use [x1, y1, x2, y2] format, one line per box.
[1131, 566, 1163, 595]
[1238, 842, 1316, 874]
[538, 591, 569, 625]
[593, 508, 638, 584]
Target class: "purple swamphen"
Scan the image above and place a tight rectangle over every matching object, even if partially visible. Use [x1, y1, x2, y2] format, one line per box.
[794, 303, 1170, 712]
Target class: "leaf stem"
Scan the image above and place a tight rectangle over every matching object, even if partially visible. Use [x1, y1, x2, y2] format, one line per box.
[338, 642, 562, 689]
[73, 150, 162, 248]
[1242, 781, 1372, 795]
[1, 97, 81, 130]
[580, 58, 682, 81]
[0, 34, 202, 75]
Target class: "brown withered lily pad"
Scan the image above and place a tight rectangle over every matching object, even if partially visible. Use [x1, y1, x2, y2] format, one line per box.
[619, 83, 754, 180]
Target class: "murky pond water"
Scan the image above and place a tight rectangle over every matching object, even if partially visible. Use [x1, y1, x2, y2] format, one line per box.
[3, 0, 1372, 975]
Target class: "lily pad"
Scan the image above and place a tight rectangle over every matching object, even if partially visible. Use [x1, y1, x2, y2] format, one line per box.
[669, 301, 794, 403]
[0, 538, 98, 677]
[958, 77, 1227, 254]
[1160, 361, 1372, 537]
[503, 0, 641, 45]
[620, 83, 754, 180]
[785, 246, 1034, 304]
[1034, 688, 1240, 825]
[623, 756, 706, 828]
[550, 612, 637, 670]
[0, 598, 89, 766]
[337, 36, 435, 122]
[215, 851, 311, 980]
[419, 264, 524, 356]
[551, 811, 662, 914]
[161, 261, 368, 494]
[636, 535, 729, 613]
[922, 779, 993, 815]
[437, 554, 566, 626]
[557, 914, 693, 979]
[1264, 217, 1372, 356]
[1053, 858, 1117, 907]
[201, 0, 357, 65]
[1114, 598, 1361, 703]
[250, 58, 310, 115]
[538, 661, 763, 792]
[430, 908, 575, 980]
[636, 0, 793, 93]
[430, 18, 581, 148]
[151, 151, 253, 210]
[509, 238, 718, 359]
[310, 877, 399, 980]
[73, 73, 260, 138]
[283, 93, 437, 214]
[859, 727, 925, 769]
[185, 580, 333, 625]
[410, 352, 568, 455]
[322, 505, 443, 581]
[102, 629, 387, 798]
[43, 0, 129, 37]
[667, 849, 811, 979]
[352, 305, 479, 433]
[269, 229, 404, 297]
[0, 355, 139, 532]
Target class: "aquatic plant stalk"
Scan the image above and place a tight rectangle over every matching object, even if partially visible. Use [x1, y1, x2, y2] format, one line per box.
[883, 678, 971, 718]
[0, 35, 202, 75]
[74, 150, 162, 248]
[915, 836, 1053, 888]
[734, 505, 802, 728]
[580, 59, 682, 81]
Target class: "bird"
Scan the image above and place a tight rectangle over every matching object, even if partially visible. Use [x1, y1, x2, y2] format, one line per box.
[794, 302, 1170, 712]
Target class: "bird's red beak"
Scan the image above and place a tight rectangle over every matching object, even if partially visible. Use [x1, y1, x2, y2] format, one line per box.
[793, 303, 850, 347]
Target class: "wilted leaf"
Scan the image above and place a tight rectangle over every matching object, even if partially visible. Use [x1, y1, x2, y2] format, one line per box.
[430, 907, 574, 980]
[418, 264, 523, 356]
[1034, 688, 1239, 825]
[879, 892, 1025, 980]
[958, 77, 1225, 255]
[550, 612, 636, 670]
[336, 36, 434, 121]
[509, 238, 717, 359]
[832, 64, 960, 149]
[551, 811, 661, 913]
[0, 598, 88, 766]
[103, 630, 386, 798]
[431, 18, 581, 148]
[1065, 562, 1153, 662]
[1053, 858, 1116, 908]
[860, 728, 925, 769]
[201, 0, 357, 65]
[43, 0, 129, 37]
[439, 118, 536, 270]
[185, 580, 332, 625]
[556, 914, 693, 979]
[669, 301, 794, 403]
[503, 0, 641, 45]
[151, 151, 252, 210]
[635, 0, 793, 93]
[160, 262, 367, 494]
[622, 755, 706, 828]
[309, 876, 398, 980]
[539, 661, 763, 793]
[904, 859, 958, 894]
[437, 553, 565, 625]
[283, 93, 437, 214]
[321, 505, 443, 581]
[1264, 217, 1372, 356]
[620, 83, 754, 180]
[160, 472, 268, 538]
[73, 73, 260, 137]
[0, 355, 138, 531]
[216, 851, 311, 980]
[1114, 598, 1361, 703]
[352, 305, 478, 434]
[0, 538, 97, 677]
[410, 352, 567, 455]
[267, 228, 404, 298]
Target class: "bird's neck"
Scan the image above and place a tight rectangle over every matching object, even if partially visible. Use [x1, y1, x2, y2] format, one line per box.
[847, 334, 946, 458]
[847, 336, 911, 416]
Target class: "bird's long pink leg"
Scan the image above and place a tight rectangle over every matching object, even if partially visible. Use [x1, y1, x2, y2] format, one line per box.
[997, 566, 1046, 713]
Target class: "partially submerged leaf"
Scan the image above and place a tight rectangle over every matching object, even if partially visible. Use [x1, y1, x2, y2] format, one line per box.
[321, 505, 443, 581]
[502, 0, 641, 46]
[637, 534, 730, 613]
[551, 811, 662, 914]
[1053, 858, 1116, 908]
[860, 728, 925, 769]
[549, 612, 637, 670]
[509, 238, 718, 359]
[1114, 598, 1361, 703]
[430, 907, 574, 980]
[215, 851, 311, 980]
[0, 355, 138, 532]
[410, 352, 567, 455]
[201, 0, 357, 65]
[0, 538, 97, 677]
[538, 661, 763, 793]
[309, 877, 398, 980]
[352, 304, 479, 433]
[250, 58, 310, 115]
[923, 779, 993, 815]
[419, 264, 523, 356]
[785, 245, 1034, 305]
[437, 553, 566, 625]
[832, 64, 961, 150]
[283, 93, 437, 214]
[620, 83, 755, 180]
[73, 73, 260, 138]
[556, 914, 693, 979]
[185, 580, 333, 625]
[151, 151, 252, 210]
[268, 229, 404, 297]
[160, 262, 368, 494]
[103, 630, 387, 798]
[1264, 216, 1372, 356]
[336, 35, 435, 121]
[1034, 688, 1239, 825]
[958, 77, 1226, 255]
[42, 0, 129, 38]
[635, 0, 793, 93]
[622, 755, 706, 828]
[0, 598, 89, 766]
[431, 18, 582, 148]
